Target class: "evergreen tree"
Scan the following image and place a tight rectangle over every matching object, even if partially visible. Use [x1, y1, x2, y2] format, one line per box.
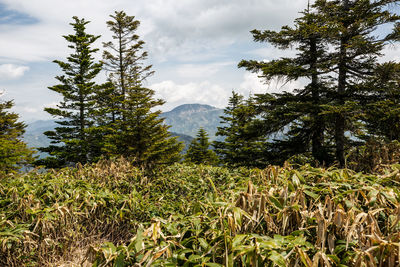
[239, 4, 332, 165]
[316, 0, 400, 166]
[214, 92, 266, 167]
[185, 128, 218, 165]
[0, 96, 34, 175]
[102, 11, 154, 122]
[240, 0, 400, 166]
[39, 17, 105, 167]
[102, 11, 182, 166]
[362, 62, 400, 142]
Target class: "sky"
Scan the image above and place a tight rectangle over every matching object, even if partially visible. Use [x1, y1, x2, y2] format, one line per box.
[0, 0, 399, 122]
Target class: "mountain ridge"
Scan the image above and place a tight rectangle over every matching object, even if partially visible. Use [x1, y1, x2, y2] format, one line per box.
[162, 103, 224, 140]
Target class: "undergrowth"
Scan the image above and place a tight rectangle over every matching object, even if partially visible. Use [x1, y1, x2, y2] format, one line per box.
[1, 159, 400, 266]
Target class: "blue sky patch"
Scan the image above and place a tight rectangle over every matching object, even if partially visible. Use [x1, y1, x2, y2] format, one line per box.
[0, 3, 38, 25]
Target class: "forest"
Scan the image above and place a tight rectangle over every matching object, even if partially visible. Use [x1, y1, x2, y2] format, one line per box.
[2, 0, 400, 266]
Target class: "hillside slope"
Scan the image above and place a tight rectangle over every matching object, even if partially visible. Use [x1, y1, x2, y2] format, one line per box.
[162, 104, 224, 140]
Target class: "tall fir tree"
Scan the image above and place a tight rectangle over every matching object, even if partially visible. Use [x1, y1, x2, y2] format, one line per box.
[214, 91, 266, 168]
[185, 128, 219, 165]
[39, 17, 105, 168]
[239, 4, 332, 165]
[315, 0, 400, 166]
[0, 96, 34, 175]
[240, 0, 400, 166]
[102, 11, 154, 122]
[102, 11, 182, 166]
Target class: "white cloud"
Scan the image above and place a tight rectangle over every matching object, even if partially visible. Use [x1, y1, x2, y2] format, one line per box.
[0, 64, 29, 79]
[381, 45, 400, 62]
[176, 62, 235, 78]
[0, 0, 320, 121]
[238, 72, 267, 96]
[152, 80, 229, 111]
[0, 0, 309, 63]
[238, 72, 303, 96]
[22, 107, 38, 113]
[151, 73, 303, 113]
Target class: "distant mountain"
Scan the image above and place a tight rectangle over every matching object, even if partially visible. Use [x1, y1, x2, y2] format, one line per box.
[24, 130, 194, 157]
[23, 120, 58, 156]
[162, 104, 224, 140]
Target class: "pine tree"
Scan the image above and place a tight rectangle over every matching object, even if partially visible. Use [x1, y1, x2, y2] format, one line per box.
[214, 92, 266, 167]
[185, 128, 218, 165]
[102, 11, 183, 166]
[39, 17, 105, 168]
[239, 4, 332, 165]
[0, 96, 34, 175]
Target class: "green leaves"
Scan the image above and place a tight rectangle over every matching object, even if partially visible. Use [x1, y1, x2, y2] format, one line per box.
[2, 160, 400, 266]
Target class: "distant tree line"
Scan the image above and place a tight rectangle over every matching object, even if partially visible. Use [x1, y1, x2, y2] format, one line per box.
[2, 0, 400, 172]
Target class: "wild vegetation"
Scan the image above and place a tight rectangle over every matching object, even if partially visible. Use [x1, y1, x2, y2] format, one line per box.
[2, 1, 400, 266]
[1, 159, 400, 266]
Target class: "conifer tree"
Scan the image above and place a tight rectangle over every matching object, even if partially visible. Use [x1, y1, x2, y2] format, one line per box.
[315, 0, 400, 166]
[214, 92, 266, 167]
[185, 128, 218, 165]
[102, 11, 182, 166]
[39, 17, 105, 167]
[362, 62, 400, 142]
[239, 4, 332, 165]
[0, 96, 34, 175]
[240, 0, 400, 166]
[102, 11, 154, 122]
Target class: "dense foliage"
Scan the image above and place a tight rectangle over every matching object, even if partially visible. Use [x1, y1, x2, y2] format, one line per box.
[0, 99, 34, 175]
[36, 13, 182, 168]
[214, 92, 266, 168]
[237, 0, 400, 167]
[1, 160, 400, 266]
[239, 5, 331, 165]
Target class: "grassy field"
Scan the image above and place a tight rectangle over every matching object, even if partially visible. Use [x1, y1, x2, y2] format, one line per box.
[1, 159, 399, 266]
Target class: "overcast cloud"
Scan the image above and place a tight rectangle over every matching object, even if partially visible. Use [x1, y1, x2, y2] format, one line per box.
[0, 64, 29, 79]
[0, 0, 329, 121]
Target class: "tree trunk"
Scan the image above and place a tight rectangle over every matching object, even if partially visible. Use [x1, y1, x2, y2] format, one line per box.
[118, 26, 126, 122]
[335, 0, 350, 168]
[309, 36, 325, 164]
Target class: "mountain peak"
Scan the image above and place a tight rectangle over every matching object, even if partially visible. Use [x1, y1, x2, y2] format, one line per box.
[168, 104, 220, 113]
[161, 103, 224, 140]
